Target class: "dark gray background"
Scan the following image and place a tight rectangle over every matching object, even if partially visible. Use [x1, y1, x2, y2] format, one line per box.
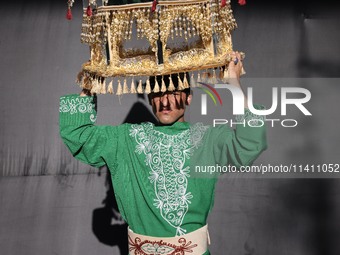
[1, 0, 340, 254]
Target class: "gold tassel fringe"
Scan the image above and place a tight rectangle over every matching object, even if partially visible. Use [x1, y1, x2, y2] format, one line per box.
[130, 79, 137, 93]
[107, 80, 114, 94]
[145, 79, 151, 94]
[137, 80, 143, 94]
[161, 76, 167, 92]
[116, 80, 123, 96]
[168, 76, 175, 91]
[123, 79, 129, 94]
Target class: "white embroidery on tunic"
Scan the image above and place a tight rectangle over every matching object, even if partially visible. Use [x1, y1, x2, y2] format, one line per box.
[129, 123, 208, 236]
[59, 96, 95, 122]
[90, 114, 97, 123]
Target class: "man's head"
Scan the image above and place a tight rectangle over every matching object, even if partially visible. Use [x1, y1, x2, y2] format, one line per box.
[148, 73, 192, 125]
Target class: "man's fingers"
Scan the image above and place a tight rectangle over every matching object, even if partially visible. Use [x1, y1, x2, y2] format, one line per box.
[229, 51, 242, 66]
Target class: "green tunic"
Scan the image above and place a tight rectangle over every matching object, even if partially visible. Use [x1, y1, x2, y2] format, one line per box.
[59, 94, 267, 254]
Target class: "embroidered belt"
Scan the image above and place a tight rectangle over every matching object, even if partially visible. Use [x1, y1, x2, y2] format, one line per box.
[128, 224, 210, 255]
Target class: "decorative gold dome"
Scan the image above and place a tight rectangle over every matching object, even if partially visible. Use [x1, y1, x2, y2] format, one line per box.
[68, 0, 244, 95]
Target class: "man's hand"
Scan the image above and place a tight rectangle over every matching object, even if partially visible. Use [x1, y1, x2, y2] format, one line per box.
[227, 51, 248, 108]
[80, 89, 92, 97]
[227, 51, 243, 84]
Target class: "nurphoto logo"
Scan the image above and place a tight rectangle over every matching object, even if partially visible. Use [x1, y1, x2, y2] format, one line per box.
[197, 83, 312, 128]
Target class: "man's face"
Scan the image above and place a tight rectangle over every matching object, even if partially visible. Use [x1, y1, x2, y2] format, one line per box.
[149, 91, 192, 125]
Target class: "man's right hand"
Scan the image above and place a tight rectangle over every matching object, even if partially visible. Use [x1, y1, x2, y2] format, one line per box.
[80, 89, 92, 96]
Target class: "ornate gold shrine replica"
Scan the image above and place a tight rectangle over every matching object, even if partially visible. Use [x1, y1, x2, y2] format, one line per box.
[67, 0, 244, 95]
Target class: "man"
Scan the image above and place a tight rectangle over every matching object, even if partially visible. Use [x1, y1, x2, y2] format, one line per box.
[59, 52, 267, 254]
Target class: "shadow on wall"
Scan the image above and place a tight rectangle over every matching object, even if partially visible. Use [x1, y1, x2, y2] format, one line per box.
[92, 169, 129, 255]
[92, 94, 157, 255]
[295, 0, 340, 77]
[278, 2, 339, 255]
[279, 179, 337, 255]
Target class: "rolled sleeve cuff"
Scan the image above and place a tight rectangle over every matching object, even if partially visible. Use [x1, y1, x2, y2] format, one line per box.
[234, 105, 267, 152]
[59, 94, 97, 125]
[235, 105, 266, 126]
